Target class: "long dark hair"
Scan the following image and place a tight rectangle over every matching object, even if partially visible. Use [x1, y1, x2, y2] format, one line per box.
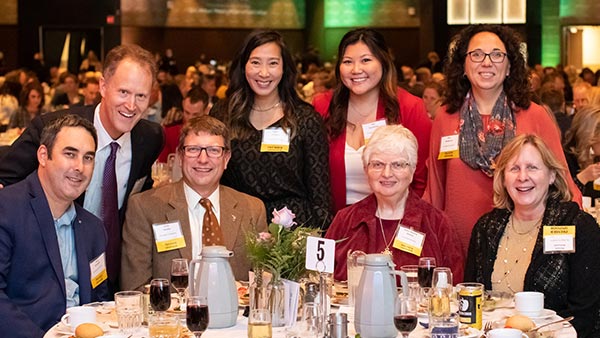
[216, 30, 306, 140]
[444, 24, 531, 113]
[325, 28, 400, 140]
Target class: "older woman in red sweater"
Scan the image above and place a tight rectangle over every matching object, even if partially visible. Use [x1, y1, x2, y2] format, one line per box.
[325, 125, 463, 282]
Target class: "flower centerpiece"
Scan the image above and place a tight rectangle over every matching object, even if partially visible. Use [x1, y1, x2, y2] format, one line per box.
[245, 207, 320, 326]
[246, 207, 320, 282]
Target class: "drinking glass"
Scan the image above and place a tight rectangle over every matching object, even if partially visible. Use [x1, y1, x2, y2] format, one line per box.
[115, 290, 143, 334]
[418, 257, 436, 288]
[150, 278, 172, 312]
[151, 162, 170, 186]
[148, 312, 180, 338]
[394, 294, 418, 338]
[248, 308, 273, 338]
[171, 258, 189, 310]
[432, 267, 453, 293]
[297, 302, 320, 337]
[186, 296, 209, 337]
[400, 265, 419, 299]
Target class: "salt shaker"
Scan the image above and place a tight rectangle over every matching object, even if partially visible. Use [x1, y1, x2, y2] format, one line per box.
[326, 313, 349, 338]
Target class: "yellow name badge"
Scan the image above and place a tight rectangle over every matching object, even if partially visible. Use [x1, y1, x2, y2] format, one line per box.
[438, 134, 460, 160]
[89, 253, 108, 289]
[152, 221, 186, 253]
[543, 225, 576, 254]
[260, 127, 290, 152]
[393, 225, 426, 256]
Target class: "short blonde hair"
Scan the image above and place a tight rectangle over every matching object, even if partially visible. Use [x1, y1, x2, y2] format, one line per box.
[362, 125, 418, 172]
[493, 134, 571, 209]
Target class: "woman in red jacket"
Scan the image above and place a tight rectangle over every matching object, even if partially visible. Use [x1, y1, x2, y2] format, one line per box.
[313, 28, 431, 213]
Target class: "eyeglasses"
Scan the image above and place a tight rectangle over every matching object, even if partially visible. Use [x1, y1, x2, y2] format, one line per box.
[466, 49, 507, 63]
[368, 160, 412, 172]
[182, 145, 226, 158]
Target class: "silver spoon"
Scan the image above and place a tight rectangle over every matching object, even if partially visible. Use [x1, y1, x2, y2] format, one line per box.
[528, 316, 574, 332]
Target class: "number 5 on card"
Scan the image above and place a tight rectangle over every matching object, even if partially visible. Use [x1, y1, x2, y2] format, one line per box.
[305, 237, 335, 274]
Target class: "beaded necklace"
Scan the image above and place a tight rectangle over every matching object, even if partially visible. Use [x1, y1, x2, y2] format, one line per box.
[493, 215, 541, 293]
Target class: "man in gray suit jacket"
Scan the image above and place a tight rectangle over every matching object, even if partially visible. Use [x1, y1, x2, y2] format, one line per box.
[121, 115, 267, 291]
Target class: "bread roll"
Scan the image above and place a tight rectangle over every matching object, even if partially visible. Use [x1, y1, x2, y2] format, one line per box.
[74, 322, 104, 338]
[505, 314, 535, 331]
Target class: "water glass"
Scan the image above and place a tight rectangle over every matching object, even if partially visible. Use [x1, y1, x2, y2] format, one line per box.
[148, 312, 180, 338]
[248, 308, 272, 338]
[400, 265, 419, 299]
[115, 290, 143, 334]
[432, 267, 453, 292]
[297, 302, 320, 337]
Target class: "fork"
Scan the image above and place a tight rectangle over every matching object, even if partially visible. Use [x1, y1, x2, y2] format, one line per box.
[482, 321, 494, 336]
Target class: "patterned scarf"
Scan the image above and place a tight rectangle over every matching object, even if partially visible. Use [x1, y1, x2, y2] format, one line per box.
[459, 91, 516, 176]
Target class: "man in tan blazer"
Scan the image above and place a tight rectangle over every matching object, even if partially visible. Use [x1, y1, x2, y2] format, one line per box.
[120, 115, 267, 291]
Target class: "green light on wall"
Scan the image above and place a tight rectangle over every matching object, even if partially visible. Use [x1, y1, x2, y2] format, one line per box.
[541, 0, 560, 66]
[325, 0, 375, 27]
[324, 0, 419, 28]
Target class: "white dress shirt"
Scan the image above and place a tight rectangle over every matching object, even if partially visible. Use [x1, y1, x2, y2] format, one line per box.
[345, 143, 371, 205]
[83, 104, 132, 218]
[183, 182, 221, 259]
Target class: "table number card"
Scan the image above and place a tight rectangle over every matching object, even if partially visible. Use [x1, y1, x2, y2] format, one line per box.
[305, 236, 335, 274]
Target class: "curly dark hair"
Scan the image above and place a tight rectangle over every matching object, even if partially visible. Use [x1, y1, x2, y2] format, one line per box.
[213, 30, 308, 140]
[325, 28, 399, 139]
[443, 24, 531, 113]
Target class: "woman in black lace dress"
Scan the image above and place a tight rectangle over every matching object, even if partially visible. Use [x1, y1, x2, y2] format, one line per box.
[210, 30, 332, 228]
[465, 134, 600, 337]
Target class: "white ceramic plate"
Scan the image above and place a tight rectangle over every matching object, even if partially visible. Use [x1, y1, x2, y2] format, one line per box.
[519, 309, 557, 320]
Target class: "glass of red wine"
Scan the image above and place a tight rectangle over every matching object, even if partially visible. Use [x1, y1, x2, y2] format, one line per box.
[149, 278, 172, 313]
[394, 294, 417, 338]
[187, 296, 209, 337]
[171, 258, 189, 310]
[418, 257, 436, 288]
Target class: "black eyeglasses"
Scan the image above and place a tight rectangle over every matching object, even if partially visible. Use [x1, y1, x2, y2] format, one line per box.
[466, 49, 507, 63]
[181, 145, 226, 158]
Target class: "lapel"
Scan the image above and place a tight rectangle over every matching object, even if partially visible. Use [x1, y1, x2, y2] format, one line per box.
[29, 174, 66, 300]
[167, 182, 193, 260]
[219, 186, 243, 250]
[126, 124, 145, 198]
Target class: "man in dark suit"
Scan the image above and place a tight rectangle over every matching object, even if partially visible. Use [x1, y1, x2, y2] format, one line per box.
[121, 115, 267, 291]
[0, 115, 109, 338]
[0, 44, 164, 292]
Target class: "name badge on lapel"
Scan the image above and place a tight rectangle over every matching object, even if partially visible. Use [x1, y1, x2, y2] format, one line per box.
[393, 225, 426, 256]
[260, 127, 290, 152]
[90, 253, 107, 289]
[153, 221, 186, 252]
[438, 134, 459, 159]
[543, 225, 575, 254]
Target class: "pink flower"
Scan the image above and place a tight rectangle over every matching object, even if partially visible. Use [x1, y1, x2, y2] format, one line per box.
[258, 232, 272, 241]
[272, 207, 296, 228]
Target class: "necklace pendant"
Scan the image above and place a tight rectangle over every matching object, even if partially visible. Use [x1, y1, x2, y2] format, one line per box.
[382, 247, 392, 256]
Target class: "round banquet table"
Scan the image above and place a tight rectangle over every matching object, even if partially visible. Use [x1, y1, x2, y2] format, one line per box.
[45, 305, 577, 338]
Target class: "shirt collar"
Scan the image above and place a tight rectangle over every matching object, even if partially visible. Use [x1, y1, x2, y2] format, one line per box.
[183, 182, 220, 214]
[93, 103, 131, 151]
[54, 203, 77, 229]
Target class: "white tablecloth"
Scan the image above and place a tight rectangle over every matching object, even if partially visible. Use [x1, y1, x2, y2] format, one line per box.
[45, 306, 577, 338]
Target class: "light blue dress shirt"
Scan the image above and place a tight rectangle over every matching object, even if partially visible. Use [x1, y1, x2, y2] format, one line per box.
[54, 203, 79, 307]
[84, 104, 132, 218]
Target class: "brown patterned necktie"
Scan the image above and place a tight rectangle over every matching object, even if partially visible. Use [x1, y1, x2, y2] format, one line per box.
[200, 198, 224, 245]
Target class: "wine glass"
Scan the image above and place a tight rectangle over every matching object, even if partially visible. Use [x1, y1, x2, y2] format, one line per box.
[418, 257, 436, 288]
[150, 278, 171, 312]
[394, 294, 417, 338]
[186, 296, 209, 337]
[171, 258, 189, 310]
